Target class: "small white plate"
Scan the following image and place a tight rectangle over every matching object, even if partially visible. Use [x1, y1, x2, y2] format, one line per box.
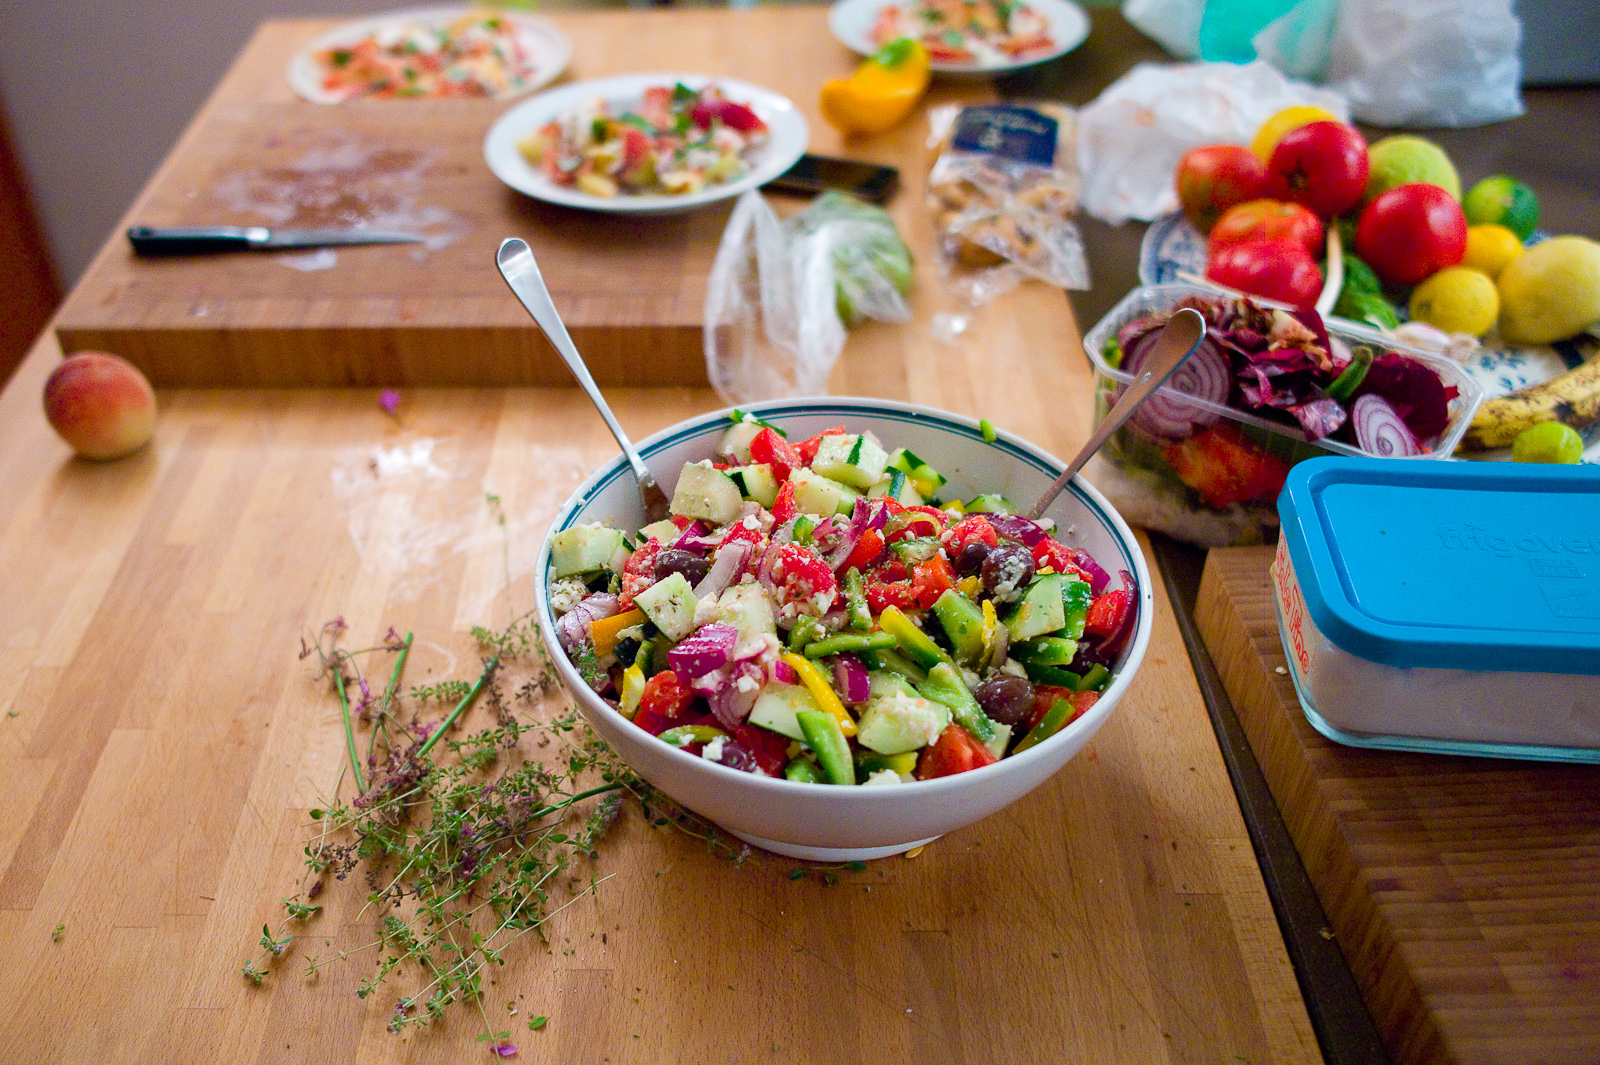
[828, 0, 1090, 75]
[287, 5, 571, 104]
[482, 74, 809, 216]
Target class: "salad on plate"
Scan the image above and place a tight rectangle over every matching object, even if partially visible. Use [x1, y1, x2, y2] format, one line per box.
[517, 83, 770, 198]
[547, 415, 1138, 786]
[870, 0, 1054, 64]
[310, 12, 545, 100]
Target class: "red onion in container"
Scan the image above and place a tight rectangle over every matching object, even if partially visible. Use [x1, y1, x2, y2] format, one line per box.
[1123, 336, 1229, 443]
[1352, 394, 1423, 457]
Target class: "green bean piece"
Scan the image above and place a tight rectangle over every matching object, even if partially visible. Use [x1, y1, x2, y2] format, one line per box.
[795, 709, 856, 786]
[787, 614, 824, 652]
[802, 631, 898, 659]
[844, 568, 873, 632]
[784, 758, 827, 784]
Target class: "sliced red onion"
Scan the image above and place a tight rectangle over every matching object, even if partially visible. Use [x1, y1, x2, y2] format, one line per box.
[830, 655, 872, 705]
[771, 659, 798, 684]
[693, 540, 751, 599]
[700, 659, 765, 729]
[1099, 570, 1140, 664]
[556, 593, 618, 651]
[986, 514, 1049, 547]
[1351, 393, 1423, 457]
[670, 521, 710, 551]
[1069, 549, 1110, 594]
[1126, 338, 1228, 443]
[826, 499, 884, 571]
[668, 622, 739, 678]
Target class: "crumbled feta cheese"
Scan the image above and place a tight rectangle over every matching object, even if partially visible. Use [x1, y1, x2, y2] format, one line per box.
[734, 673, 760, 694]
[701, 735, 727, 762]
[863, 769, 902, 787]
[548, 577, 589, 615]
[960, 667, 981, 691]
[1000, 657, 1028, 678]
[693, 594, 723, 628]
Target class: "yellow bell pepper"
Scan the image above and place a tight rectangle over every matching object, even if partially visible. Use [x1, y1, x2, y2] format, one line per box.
[619, 665, 647, 719]
[819, 38, 930, 136]
[781, 652, 858, 738]
[590, 607, 646, 657]
[981, 599, 998, 654]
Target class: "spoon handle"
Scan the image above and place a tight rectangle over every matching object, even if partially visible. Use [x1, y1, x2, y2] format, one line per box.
[1025, 307, 1207, 521]
[497, 238, 664, 509]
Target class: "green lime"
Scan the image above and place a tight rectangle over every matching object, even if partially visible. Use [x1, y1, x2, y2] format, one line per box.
[1511, 421, 1583, 464]
[1463, 176, 1540, 242]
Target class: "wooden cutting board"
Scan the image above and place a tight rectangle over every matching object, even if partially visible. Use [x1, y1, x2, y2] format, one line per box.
[52, 10, 992, 387]
[1195, 546, 1600, 1065]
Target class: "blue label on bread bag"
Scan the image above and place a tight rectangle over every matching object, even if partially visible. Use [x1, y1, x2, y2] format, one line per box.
[950, 106, 1058, 165]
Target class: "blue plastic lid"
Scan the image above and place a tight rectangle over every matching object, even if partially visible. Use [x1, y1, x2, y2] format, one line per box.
[1277, 457, 1600, 674]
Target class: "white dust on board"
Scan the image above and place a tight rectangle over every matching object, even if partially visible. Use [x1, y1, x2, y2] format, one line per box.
[279, 248, 339, 272]
[209, 131, 469, 259]
[329, 436, 594, 620]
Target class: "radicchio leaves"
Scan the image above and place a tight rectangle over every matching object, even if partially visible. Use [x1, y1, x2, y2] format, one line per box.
[1352, 352, 1458, 442]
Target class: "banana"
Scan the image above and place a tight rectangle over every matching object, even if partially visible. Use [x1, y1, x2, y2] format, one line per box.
[1459, 347, 1600, 451]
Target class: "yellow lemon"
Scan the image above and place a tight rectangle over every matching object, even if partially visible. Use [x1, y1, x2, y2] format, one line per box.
[1409, 267, 1500, 337]
[1250, 105, 1337, 162]
[1497, 235, 1600, 344]
[1461, 225, 1523, 279]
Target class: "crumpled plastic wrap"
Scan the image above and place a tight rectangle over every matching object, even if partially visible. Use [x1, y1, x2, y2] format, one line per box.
[704, 190, 913, 404]
[1075, 60, 1348, 225]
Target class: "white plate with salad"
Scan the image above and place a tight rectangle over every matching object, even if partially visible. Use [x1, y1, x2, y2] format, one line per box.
[287, 6, 571, 103]
[483, 74, 809, 216]
[828, 0, 1089, 74]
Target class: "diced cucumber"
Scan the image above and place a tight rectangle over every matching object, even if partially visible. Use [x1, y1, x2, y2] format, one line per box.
[715, 420, 764, 463]
[670, 462, 744, 526]
[1061, 577, 1093, 641]
[1014, 636, 1079, 667]
[855, 689, 951, 755]
[633, 571, 698, 641]
[931, 590, 987, 666]
[789, 467, 861, 517]
[549, 523, 628, 579]
[1023, 662, 1084, 688]
[713, 583, 776, 644]
[1006, 574, 1066, 643]
[792, 515, 816, 545]
[965, 493, 1013, 515]
[637, 518, 681, 544]
[889, 536, 941, 563]
[748, 682, 818, 742]
[812, 433, 890, 490]
[867, 670, 918, 700]
[982, 723, 1012, 762]
[886, 447, 947, 499]
[866, 467, 926, 506]
[729, 463, 779, 508]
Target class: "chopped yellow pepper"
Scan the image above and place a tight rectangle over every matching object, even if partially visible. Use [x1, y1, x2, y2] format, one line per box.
[981, 599, 998, 654]
[819, 38, 930, 137]
[619, 665, 647, 719]
[957, 575, 982, 598]
[590, 607, 646, 656]
[782, 652, 858, 738]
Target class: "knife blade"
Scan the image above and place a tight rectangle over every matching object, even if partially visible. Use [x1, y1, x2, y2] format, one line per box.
[127, 225, 423, 255]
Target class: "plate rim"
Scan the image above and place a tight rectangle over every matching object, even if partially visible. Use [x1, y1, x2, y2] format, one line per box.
[826, 0, 1090, 74]
[286, 4, 573, 105]
[481, 72, 810, 215]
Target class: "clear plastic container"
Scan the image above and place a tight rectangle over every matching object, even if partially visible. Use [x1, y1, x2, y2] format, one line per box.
[1275, 457, 1600, 763]
[1081, 282, 1483, 548]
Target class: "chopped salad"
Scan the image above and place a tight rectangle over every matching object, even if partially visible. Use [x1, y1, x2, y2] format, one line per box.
[313, 14, 541, 100]
[547, 415, 1138, 786]
[517, 83, 769, 199]
[870, 0, 1054, 64]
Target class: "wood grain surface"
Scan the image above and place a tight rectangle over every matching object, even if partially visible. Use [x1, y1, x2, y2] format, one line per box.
[1195, 546, 1600, 1065]
[53, 9, 991, 388]
[0, 298, 1322, 1062]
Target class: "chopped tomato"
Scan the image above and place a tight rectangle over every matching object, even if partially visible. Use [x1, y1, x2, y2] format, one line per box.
[640, 85, 675, 129]
[915, 724, 997, 779]
[863, 560, 916, 613]
[1023, 687, 1100, 734]
[638, 670, 695, 721]
[841, 528, 886, 573]
[943, 515, 999, 555]
[772, 479, 799, 524]
[669, 515, 695, 529]
[617, 540, 662, 610]
[720, 518, 765, 550]
[1084, 589, 1133, 638]
[1031, 539, 1090, 582]
[885, 506, 946, 543]
[691, 99, 766, 133]
[1162, 424, 1289, 509]
[770, 543, 839, 616]
[909, 555, 955, 609]
[630, 707, 677, 737]
[749, 427, 801, 481]
[732, 724, 790, 776]
[795, 425, 847, 466]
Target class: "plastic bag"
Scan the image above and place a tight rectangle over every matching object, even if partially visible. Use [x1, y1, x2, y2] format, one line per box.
[1320, 0, 1523, 127]
[926, 102, 1089, 302]
[704, 191, 913, 403]
[1075, 60, 1347, 224]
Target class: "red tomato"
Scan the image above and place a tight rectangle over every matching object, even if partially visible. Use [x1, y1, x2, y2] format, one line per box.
[909, 555, 955, 609]
[731, 724, 790, 777]
[841, 528, 886, 573]
[617, 541, 662, 610]
[638, 671, 695, 721]
[1205, 237, 1323, 308]
[915, 725, 998, 779]
[943, 515, 999, 555]
[1175, 144, 1269, 233]
[749, 427, 801, 482]
[1207, 200, 1324, 258]
[770, 543, 839, 616]
[1025, 685, 1077, 733]
[886, 505, 948, 543]
[863, 560, 915, 613]
[771, 480, 799, 524]
[691, 99, 766, 133]
[795, 426, 847, 466]
[1084, 589, 1132, 638]
[640, 86, 674, 129]
[630, 707, 677, 737]
[1031, 538, 1087, 581]
[1161, 424, 1289, 509]
[1265, 121, 1370, 218]
[1354, 184, 1469, 287]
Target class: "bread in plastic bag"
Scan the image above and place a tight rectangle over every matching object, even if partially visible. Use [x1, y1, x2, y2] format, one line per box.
[926, 102, 1089, 301]
[704, 190, 913, 403]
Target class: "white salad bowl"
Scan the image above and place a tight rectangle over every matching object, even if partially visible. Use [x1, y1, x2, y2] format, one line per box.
[534, 398, 1154, 861]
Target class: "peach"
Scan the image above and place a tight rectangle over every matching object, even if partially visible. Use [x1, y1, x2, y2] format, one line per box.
[42, 352, 158, 460]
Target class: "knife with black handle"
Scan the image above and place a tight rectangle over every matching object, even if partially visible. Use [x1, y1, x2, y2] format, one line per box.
[127, 225, 423, 255]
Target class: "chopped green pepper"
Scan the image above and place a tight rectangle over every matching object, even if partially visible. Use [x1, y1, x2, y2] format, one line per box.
[796, 709, 856, 786]
[784, 758, 826, 784]
[879, 605, 951, 670]
[1076, 663, 1111, 693]
[1013, 697, 1074, 754]
[657, 724, 727, 748]
[1022, 662, 1084, 688]
[1014, 636, 1079, 667]
[844, 568, 872, 632]
[803, 631, 899, 659]
[787, 615, 824, 652]
[871, 648, 929, 684]
[916, 662, 995, 743]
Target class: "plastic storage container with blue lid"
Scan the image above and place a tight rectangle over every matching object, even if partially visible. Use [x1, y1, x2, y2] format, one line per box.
[1273, 456, 1600, 762]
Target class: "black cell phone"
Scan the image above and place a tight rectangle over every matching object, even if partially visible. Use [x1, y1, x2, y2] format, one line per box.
[766, 154, 900, 204]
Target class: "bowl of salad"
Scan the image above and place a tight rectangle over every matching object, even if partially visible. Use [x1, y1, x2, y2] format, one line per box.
[1082, 282, 1484, 549]
[535, 398, 1153, 860]
[828, 0, 1090, 74]
[483, 74, 809, 215]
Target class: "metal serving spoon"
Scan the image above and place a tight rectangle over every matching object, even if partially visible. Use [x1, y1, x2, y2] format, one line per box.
[1025, 307, 1207, 521]
[497, 237, 671, 523]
